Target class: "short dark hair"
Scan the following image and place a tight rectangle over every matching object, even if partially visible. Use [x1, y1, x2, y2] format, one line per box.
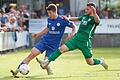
[46, 4, 57, 12]
[87, 2, 96, 8]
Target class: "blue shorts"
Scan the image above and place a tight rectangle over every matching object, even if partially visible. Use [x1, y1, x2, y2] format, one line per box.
[34, 38, 59, 57]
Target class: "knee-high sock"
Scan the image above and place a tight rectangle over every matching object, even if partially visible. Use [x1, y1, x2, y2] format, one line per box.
[93, 58, 101, 65]
[48, 49, 62, 61]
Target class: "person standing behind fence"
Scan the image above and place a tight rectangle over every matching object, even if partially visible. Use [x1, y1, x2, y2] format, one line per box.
[8, 17, 18, 31]
[18, 5, 30, 48]
[0, 10, 9, 32]
[7, 17, 18, 45]
[19, 5, 30, 31]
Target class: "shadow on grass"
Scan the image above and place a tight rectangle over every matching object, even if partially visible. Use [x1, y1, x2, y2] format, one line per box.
[96, 69, 120, 72]
[0, 75, 72, 80]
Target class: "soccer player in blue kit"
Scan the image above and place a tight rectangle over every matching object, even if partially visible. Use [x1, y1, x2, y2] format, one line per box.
[10, 4, 76, 76]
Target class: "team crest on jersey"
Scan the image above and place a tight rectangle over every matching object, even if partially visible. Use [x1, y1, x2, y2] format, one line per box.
[57, 23, 60, 26]
[48, 23, 51, 25]
[51, 26, 55, 30]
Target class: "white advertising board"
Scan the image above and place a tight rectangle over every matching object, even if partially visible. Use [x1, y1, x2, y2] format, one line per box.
[29, 19, 47, 33]
[29, 19, 120, 34]
[95, 19, 120, 34]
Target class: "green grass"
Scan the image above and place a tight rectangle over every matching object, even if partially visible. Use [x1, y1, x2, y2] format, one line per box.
[0, 48, 120, 80]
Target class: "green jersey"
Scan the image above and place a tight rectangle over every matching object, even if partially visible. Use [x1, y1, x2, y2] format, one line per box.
[74, 15, 99, 41]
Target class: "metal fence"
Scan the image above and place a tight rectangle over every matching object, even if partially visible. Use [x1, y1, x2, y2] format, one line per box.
[0, 31, 28, 51]
[92, 34, 120, 47]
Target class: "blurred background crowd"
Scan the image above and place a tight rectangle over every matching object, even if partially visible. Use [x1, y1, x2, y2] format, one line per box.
[0, 0, 119, 53]
[0, 3, 29, 32]
[0, 0, 120, 32]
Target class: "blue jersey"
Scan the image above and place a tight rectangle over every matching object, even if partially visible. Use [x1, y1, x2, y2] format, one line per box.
[42, 16, 73, 45]
[34, 16, 74, 57]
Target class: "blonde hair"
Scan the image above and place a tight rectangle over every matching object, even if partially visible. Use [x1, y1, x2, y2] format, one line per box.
[46, 4, 57, 12]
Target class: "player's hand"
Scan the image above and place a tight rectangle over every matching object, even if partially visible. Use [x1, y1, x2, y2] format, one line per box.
[66, 33, 74, 40]
[61, 15, 69, 20]
[11, 26, 15, 31]
[90, 6, 96, 14]
[31, 33, 38, 38]
[3, 27, 8, 32]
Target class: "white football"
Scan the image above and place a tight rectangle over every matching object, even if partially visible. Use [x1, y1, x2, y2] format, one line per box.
[19, 64, 30, 75]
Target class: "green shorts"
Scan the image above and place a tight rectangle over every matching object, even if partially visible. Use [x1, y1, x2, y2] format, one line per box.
[65, 37, 92, 58]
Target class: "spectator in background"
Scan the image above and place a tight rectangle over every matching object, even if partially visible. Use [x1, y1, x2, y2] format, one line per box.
[8, 4, 20, 19]
[79, 9, 85, 16]
[96, 7, 104, 19]
[18, 5, 30, 48]
[57, 2, 69, 15]
[40, 4, 46, 17]
[0, 3, 31, 51]
[33, 0, 42, 18]
[1, 3, 7, 13]
[19, 5, 30, 31]
[0, 10, 9, 32]
[102, 7, 111, 19]
[8, 17, 18, 31]
[47, 1, 52, 6]
[31, 10, 38, 19]
[8, 16, 18, 42]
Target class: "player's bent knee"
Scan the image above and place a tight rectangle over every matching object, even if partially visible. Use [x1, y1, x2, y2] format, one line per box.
[59, 48, 64, 53]
[29, 48, 40, 57]
[86, 59, 94, 65]
[86, 61, 94, 65]
[59, 44, 69, 53]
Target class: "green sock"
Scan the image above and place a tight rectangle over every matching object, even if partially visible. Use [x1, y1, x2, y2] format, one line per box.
[48, 49, 62, 61]
[93, 58, 101, 65]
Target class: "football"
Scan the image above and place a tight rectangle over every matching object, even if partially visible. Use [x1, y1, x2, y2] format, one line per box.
[19, 64, 30, 75]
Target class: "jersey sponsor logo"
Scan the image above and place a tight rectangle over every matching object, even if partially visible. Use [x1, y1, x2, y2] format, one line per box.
[49, 31, 60, 34]
[81, 17, 88, 25]
[81, 20, 88, 25]
[57, 23, 60, 26]
[81, 18, 91, 26]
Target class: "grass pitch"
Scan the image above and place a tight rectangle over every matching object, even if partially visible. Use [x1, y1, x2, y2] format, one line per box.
[0, 48, 120, 80]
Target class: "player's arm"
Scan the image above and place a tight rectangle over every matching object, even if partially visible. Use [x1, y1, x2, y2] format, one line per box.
[93, 13, 100, 24]
[91, 6, 100, 24]
[69, 17, 80, 22]
[66, 24, 76, 40]
[62, 16, 81, 22]
[64, 19, 77, 40]
[32, 27, 49, 39]
[62, 16, 80, 22]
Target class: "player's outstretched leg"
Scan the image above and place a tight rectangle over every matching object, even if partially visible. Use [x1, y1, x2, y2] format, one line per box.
[85, 58, 108, 70]
[10, 47, 41, 77]
[100, 58, 108, 70]
[36, 57, 53, 75]
[40, 44, 69, 69]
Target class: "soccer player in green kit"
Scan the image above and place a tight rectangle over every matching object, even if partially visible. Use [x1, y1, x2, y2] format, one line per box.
[40, 2, 108, 70]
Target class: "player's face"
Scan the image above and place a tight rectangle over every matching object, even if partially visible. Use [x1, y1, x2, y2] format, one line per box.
[85, 6, 92, 15]
[47, 10, 56, 19]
